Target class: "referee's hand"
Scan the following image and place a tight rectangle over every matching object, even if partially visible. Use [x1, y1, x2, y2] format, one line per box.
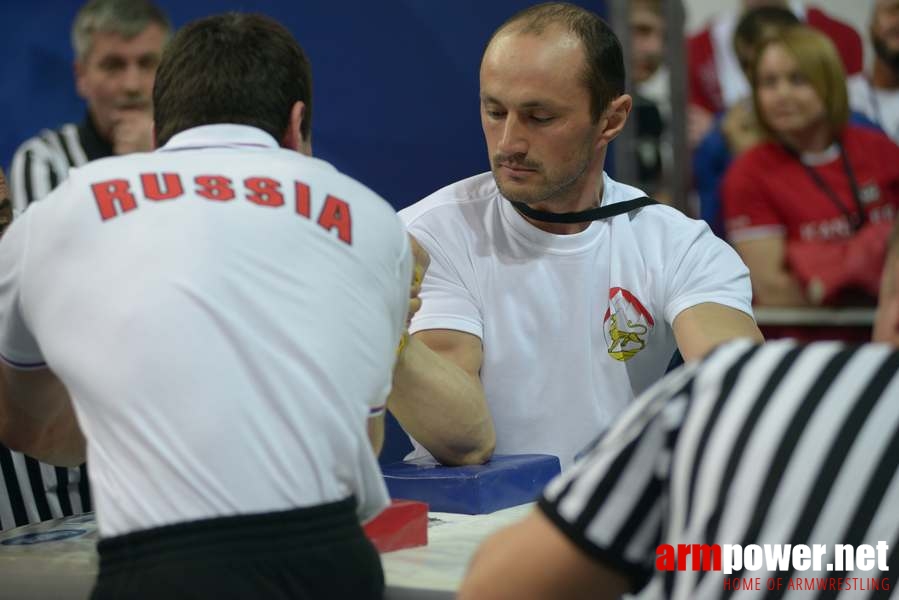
[111, 108, 155, 155]
[408, 234, 430, 327]
[0, 168, 11, 237]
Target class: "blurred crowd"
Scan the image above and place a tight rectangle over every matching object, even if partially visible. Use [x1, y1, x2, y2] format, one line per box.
[631, 0, 899, 309]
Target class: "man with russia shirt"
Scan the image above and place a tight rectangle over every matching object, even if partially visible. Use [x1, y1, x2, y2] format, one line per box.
[0, 13, 419, 600]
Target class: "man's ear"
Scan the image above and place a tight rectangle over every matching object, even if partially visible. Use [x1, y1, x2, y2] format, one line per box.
[595, 94, 633, 152]
[281, 101, 308, 154]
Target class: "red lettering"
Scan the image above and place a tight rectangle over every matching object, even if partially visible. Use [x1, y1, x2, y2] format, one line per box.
[92, 179, 137, 221]
[726, 578, 759, 590]
[655, 544, 675, 571]
[195, 175, 235, 201]
[677, 544, 692, 571]
[692, 544, 722, 571]
[140, 172, 184, 201]
[245, 177, 284, 207]
[318, 194, 352, 245]
[295, 181, 311, 217]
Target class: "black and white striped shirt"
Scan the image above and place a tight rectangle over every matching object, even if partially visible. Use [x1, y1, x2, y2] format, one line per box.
[0, 454, 90, 532]
[1, 115, 108, 531]
[9, 115, 111, 215]
[540, 339, 899, 598]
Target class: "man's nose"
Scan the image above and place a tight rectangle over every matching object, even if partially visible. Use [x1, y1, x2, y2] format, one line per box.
[497, 114, 529, 156]
[121, 63, 144, 93]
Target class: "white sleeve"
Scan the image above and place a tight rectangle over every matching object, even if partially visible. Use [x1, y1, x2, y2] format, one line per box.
[0, 209, 45, 368]
[404, 218, 483, 339]
[662, 220, 755, 325]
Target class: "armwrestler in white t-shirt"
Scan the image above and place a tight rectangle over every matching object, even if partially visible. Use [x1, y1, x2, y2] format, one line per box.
[388, 4, 762, 470]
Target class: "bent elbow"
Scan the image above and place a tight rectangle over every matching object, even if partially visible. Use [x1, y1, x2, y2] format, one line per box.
[0, 421, 40, 456]
[457, 441, 496, 466]
[436, 436, 496, 467]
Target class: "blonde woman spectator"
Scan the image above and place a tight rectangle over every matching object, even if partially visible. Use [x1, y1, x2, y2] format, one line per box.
[723, 27, 899, 307]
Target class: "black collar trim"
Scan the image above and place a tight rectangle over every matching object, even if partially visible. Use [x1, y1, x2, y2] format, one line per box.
[77, 112, 114, 161]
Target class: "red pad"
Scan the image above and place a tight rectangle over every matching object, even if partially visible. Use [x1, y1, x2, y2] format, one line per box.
[363, 499, 428, 553]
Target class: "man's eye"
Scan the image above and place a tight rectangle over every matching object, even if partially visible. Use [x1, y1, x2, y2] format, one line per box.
[531, 115, 554, 124]
[99, 59, 126, 72]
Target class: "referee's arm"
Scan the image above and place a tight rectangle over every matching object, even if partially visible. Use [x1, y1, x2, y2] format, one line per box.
[459, 508, 631, 600]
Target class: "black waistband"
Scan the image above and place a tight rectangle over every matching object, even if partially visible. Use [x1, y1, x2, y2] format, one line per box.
[97, 496, 360, 573]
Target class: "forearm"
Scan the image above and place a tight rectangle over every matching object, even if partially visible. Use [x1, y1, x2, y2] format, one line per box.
[734, 238, 811, 308]
[459, 511, 631, 600]
[388, 335, 495, 466]
[0, 367, 85, 467]
[753, 270, 811, 307]
[0, 398, 85, 467]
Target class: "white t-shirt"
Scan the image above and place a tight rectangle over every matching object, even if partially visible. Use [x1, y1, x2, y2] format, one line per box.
[0, 125, 411, 537]
[848, 73, 899, 145]
[400, 172, 753, 469]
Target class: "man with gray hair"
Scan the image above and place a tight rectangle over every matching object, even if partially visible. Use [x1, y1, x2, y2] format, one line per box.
[1, 0, 169, 533]
[8, 0, 170, 215]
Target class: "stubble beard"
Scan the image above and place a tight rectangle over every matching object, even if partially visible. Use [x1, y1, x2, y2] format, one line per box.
[873, 34, 899, 74]
[492, 147, 595, 208]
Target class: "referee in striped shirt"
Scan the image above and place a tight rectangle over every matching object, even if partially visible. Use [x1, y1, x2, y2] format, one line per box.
[461, 228, 899, 598]
[8, 0, 169, 215]
[2, 0, 169, 532]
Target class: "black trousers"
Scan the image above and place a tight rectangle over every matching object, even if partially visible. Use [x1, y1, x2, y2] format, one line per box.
[91, 497, 383, 600]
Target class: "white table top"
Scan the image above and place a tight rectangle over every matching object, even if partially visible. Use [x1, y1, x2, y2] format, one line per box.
[0, 504, 534, 600]
[383, 503, 533, 597]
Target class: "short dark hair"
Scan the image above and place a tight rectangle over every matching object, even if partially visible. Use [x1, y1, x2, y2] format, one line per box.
[486, 2, 625, 122]
[733, 5, 799, 56]
[153, 13, 313, 147]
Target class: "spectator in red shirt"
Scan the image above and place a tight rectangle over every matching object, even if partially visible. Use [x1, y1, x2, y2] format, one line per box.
[687, 0, 862, 148]
[723, 27, 899, 306]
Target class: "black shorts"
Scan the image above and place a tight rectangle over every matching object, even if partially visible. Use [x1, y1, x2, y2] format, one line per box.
[91, 496, 383, 600]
